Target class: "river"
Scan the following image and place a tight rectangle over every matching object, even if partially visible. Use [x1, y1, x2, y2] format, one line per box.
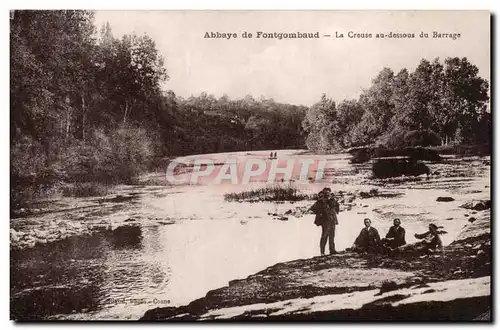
[10, 150, 490, 320]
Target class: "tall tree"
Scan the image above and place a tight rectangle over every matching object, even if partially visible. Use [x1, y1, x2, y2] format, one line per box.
[303, 94, 338, 152]
[441, 57, 489, 144]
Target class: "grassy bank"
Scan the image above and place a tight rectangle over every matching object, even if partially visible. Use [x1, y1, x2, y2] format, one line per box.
[428, 144, 491, 156]
[224, 184, 314, 202]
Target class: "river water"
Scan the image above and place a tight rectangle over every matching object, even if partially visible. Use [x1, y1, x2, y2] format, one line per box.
[10, 150, 490, 320]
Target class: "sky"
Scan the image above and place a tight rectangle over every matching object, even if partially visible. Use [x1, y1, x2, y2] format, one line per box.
[94, 10, 490, 106]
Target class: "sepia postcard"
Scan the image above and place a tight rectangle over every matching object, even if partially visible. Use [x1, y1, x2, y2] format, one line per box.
[10, 10, 491, 321]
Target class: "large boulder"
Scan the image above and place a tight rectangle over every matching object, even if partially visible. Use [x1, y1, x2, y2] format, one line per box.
[460, 200, 491, 211]
[372, 158, 430, 179]
[111, 225, 142, 248]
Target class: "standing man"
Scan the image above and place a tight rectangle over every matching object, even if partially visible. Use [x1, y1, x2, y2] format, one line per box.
[323, 187, 340, 225]
[309, 188, 339, 256]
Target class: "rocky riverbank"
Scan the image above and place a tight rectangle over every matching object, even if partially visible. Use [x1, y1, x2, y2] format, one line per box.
[141, 210, 491, 321]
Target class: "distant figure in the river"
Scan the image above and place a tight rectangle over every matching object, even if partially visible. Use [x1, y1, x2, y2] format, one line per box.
[396, 223, 443, 255]
[274, 152, 278, 159]
[269, 152, 274, 159]
[309, 188, 339, 256]
[381, 218, 406, 250]
[349, 218, 381, 253]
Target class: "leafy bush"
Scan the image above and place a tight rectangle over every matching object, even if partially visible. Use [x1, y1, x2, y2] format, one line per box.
[378, 129, 441, 149]
[61, 182, 110, 197]
[57, 127, 155, 184]
[105, 127, 155, 183]
[10, 135, 48, 181]
[11, 127, 155, 206]
[404, 130, 441, 147]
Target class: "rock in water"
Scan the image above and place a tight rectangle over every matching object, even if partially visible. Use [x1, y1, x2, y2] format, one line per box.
[360, 189, 378, 198]
[473, 200, 491, 211]
[372, 158, 430, 179]
[460, 200, 491, 211]
[437, 197, 455, 202]
[111, 225, 142, 248]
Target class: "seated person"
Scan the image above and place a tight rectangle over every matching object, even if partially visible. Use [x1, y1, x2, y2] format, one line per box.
[396, 223, 443, 254]
[381, 218, 406, 249]
[349, 218, 381, 253]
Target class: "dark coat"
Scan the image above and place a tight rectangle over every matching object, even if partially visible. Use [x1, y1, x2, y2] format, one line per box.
[385, 225, 406, 248]
[310, 198, 339, 227]
[354, 227, 381, 251]
[415, 231, 442, 249]
[329, 197, 340, 215]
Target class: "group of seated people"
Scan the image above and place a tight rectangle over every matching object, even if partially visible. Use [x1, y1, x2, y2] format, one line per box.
[347, 218, 444, 255]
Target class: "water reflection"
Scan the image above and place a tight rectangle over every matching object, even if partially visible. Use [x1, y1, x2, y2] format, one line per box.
[10, 224, 170, 320]
[11, 233, 110, 320]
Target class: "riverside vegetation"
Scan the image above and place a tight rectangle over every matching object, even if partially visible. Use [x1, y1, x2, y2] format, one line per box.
[10, 11, 491, 321]
[11, 11, 490, 212]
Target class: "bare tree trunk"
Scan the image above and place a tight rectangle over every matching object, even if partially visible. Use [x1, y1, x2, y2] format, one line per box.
[66, 108, 71, 140]
[60, 115, 64, 137]
[123, 100, 134, 126]
[81, 93, 86, 142]
[123, 101, 128, 125]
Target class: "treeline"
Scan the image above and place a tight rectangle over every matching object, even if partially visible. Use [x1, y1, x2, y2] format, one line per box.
[11, 11, 167, 189]
[11, 10, 490, 205]
[303, 57, 491, 152]
[170, 93, 306, 155]
[10, 10, 306, 202]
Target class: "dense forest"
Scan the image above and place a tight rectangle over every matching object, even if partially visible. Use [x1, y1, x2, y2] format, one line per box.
[10, 10, 306, 203]
[10, 10, 490, 204]
[303, 58, 490, 152]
